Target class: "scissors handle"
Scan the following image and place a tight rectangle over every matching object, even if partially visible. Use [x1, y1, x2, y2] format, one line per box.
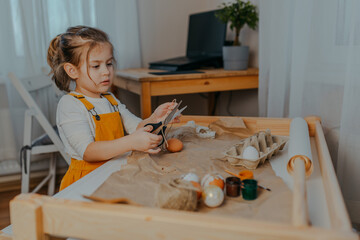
[144, 123, 167, 147]
[144, 122, 163, 133]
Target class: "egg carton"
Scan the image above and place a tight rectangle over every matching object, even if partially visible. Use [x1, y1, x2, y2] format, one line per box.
[224, 129, 288, 170]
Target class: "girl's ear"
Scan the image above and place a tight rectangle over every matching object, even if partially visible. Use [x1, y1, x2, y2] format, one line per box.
[64, 63, 79, 79]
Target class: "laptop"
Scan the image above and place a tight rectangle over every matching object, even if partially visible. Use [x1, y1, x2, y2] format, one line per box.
[149, 10, 227, 72]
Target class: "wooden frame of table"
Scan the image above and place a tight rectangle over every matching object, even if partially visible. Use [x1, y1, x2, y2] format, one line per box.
[113, 68, 259, 118]
[2, 116, 357, 240]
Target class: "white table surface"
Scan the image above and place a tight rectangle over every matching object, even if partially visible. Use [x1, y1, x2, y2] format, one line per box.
[2, 137, 332, 235]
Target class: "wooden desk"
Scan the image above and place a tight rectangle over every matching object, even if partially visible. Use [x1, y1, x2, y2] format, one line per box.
[113, 68, 259, 118]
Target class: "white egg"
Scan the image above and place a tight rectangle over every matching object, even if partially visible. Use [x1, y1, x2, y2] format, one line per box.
[201, 173, 225, 190]
[202, 185, 224, 208]
[242, 146, 259, 160]
[182, 172, 200, 183]
[201, 173, 212, 188]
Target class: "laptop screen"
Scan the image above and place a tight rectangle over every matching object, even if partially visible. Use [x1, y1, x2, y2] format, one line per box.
[186, 10, 227, 58]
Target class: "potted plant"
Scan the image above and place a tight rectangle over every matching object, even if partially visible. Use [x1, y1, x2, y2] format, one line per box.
[215, 0, 258, 70]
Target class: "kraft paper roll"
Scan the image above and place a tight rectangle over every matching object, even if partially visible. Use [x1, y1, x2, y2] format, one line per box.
[287, 118, 313, 176]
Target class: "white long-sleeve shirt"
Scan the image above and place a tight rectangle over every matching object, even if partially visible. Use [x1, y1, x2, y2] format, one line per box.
[56, 92, 142, 160]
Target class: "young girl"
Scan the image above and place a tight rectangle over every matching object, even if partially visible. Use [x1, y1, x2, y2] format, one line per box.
[47, 26, 179, 190]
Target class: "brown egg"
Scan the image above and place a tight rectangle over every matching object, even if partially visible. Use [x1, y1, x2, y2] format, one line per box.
[166, 138, 183, 152]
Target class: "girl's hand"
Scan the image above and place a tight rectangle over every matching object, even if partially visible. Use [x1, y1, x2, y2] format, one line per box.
[151, 102, 181, 124]
[130, 125, 162, 154]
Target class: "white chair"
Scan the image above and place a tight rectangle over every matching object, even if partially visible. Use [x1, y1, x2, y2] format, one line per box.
[9, 72, 70, 195]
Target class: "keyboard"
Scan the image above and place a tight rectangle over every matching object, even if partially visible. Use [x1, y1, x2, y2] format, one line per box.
[155, 56, 209, 65]
[149, 55, 222, 71]
[149, 70, 204, 75]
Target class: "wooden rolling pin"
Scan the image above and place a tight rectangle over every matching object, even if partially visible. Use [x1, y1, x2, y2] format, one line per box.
[287, 117, 313, 227]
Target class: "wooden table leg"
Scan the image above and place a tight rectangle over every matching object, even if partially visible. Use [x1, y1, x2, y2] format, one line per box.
[208, 92, 220, 115]
[141, 82, 152, 119]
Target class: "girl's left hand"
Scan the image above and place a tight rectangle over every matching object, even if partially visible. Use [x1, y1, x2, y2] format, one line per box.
[151, 102, 181, 123]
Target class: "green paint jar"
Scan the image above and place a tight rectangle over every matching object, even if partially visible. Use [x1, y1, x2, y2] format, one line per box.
[242, 179, 258, 200]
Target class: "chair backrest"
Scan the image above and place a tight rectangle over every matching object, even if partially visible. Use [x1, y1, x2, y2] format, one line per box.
[21, 75, 52, 92]
[8, 72, 70, 164]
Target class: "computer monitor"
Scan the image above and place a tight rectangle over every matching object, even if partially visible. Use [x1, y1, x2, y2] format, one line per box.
[186, 10, 227, 57]
[148, 9, 227, 71]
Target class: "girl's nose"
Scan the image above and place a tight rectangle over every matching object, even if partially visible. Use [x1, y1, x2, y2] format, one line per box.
[102, 65, 110, 75]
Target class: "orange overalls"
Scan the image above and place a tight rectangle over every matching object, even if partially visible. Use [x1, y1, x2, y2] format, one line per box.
[59, 92, 125, 191]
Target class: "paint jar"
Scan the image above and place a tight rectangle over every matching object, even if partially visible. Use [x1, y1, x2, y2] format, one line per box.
[242, 179, 258, 200]
[225, 177, 241, 197]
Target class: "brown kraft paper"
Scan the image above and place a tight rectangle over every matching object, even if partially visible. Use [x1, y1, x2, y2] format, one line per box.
[90, 118, 293, 224]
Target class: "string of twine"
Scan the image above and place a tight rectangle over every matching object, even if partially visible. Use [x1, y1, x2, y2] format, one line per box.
[161, 99, 177, 150]
[161, 127, 169, 149]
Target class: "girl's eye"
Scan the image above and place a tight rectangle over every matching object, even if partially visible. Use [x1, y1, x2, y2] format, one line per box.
[92, 65, 100, 69]
[107, 62, 113, 66]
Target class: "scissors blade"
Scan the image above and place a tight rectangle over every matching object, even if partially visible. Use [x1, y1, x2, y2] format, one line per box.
[165, 105, 187, 126]
[163, 101, 182, 126]
[171, 105, 187, 121]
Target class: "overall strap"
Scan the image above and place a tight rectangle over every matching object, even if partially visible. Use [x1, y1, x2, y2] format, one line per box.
[101, 92, 119, 112]
[101, 92, 126, 135]
[68, 93, 95, 111]
[68, 93, 100, 120]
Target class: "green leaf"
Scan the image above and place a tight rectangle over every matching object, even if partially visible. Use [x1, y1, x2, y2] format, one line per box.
[215, 0, 259, 45]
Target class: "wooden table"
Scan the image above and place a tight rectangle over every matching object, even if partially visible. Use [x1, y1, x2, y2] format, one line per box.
[113, 68, 259, 118]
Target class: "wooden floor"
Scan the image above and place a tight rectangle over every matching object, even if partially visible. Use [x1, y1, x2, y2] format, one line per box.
[0, 173, 62, 231]
[0, 189, 21, 230]
[0, 186, 61, 230]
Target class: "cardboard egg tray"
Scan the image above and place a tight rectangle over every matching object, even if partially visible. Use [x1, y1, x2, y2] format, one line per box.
[224, 129, 288, 169]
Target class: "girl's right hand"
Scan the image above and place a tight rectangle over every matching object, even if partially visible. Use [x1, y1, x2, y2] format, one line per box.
[130, 125, 162, 154]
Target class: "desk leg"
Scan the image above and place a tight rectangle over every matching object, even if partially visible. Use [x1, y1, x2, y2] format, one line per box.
[208, 92, 220, 115]
[141, 82, 152, 119]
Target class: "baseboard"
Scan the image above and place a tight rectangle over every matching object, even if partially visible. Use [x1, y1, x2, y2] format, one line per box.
[0, 159, 20, 176]
[0, 167, 67, 192]
[0, 155, 68, 176]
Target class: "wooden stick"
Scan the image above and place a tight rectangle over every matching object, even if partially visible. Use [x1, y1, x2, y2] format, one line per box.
[292, 158, 309, 227]
[177, 115, 319, 137]
[314, 121, 352, 231]
[287, 118, 314, 227]
[10, 194, 44, 240]
[224, 169, 242, 179]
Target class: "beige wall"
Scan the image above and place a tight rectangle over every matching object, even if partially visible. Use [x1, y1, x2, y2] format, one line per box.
[118, 0, 259, 118]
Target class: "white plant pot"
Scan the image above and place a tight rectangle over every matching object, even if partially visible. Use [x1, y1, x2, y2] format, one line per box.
[222, 46, 249, 70]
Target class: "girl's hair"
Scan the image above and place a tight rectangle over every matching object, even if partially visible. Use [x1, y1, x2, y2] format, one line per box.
[47, 26, 116, 92]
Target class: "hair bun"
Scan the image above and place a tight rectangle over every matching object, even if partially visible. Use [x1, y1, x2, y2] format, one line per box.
[47, 34, 62, 70]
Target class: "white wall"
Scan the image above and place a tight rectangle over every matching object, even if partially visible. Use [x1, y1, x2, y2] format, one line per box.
[118, 0, 259, 117]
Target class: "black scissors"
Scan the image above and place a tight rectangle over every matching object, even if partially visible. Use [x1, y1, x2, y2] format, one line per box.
[144, 100, 187, 146]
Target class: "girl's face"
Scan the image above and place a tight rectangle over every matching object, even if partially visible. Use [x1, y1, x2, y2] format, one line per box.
[75, 42, 114, 98]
